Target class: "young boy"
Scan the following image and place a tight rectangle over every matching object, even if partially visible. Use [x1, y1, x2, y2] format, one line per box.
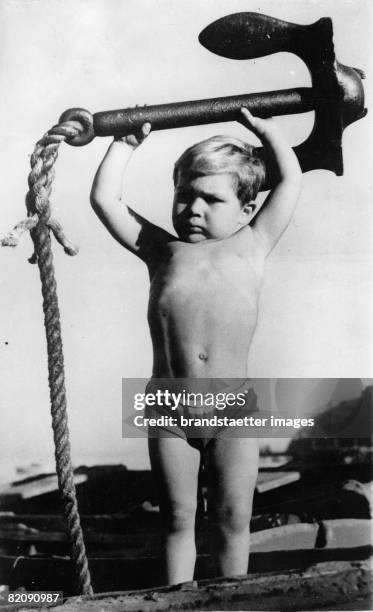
[90, 108, 302, 584]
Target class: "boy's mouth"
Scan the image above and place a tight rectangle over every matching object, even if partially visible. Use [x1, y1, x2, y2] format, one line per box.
[174, 218, 208, 240]
[183, 223, 205, 234]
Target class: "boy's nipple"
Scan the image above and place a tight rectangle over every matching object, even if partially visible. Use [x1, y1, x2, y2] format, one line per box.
[199, 352, 208, 361]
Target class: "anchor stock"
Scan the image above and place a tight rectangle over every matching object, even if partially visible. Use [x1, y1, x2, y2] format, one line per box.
[60, 88, 315, 143]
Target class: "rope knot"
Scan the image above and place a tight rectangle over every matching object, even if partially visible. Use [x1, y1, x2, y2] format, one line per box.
[1, 119, 87, 260]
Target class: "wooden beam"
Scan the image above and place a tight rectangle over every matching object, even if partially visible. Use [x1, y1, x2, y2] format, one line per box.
[255, 471, 300, 493]
[0, 519, 370, 551]
[6, 559, 373, 611]
[0, 474, 87, 500]
[4, 546, 372, 595]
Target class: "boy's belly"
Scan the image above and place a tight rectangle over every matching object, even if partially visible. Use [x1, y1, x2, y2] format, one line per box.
[147, 261, 260, 378]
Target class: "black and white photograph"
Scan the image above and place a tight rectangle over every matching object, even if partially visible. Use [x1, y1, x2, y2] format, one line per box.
[0, 1, 372, 610]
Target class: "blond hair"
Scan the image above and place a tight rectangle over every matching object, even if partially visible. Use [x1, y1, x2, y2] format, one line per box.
[173, 135, 265, 203]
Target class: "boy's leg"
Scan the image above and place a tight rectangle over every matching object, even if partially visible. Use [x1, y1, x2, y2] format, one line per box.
[148, 436, 201, 584]
[205, 437, 259, 577]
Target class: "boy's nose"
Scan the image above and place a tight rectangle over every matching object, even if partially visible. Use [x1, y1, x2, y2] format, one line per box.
[188, 197, 205, 216]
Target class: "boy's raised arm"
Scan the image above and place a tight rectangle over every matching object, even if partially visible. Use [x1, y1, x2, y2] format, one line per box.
[90, 123, 173, 261]
[240, 108, 302, 256]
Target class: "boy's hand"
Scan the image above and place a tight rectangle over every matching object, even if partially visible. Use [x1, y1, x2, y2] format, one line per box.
[114, 122, 151, 149]
[238, 107, 278, 140]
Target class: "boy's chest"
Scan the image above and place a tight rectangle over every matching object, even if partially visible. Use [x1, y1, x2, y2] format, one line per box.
[149, 241, 262, 305]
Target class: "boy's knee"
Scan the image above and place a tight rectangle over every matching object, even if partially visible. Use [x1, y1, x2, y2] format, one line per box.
[213, 503, 252, 534]
[163, 501, 197, 533]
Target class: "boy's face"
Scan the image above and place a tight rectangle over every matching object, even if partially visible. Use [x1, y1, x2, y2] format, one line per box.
[172, 173, 252, 242]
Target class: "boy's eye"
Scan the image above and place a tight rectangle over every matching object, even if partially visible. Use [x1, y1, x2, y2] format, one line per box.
[175, 190, 225, 205]
[205, 195, 224, 204]
[176, 190, 191, 201]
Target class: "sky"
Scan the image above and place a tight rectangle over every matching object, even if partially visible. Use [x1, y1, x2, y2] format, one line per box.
[0, 0, 372, 476]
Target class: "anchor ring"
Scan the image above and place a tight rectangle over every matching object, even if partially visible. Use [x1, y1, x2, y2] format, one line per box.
[59, 107, 95, 147]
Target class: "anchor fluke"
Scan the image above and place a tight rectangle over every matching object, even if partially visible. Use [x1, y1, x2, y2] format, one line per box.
[198, 12, 309, 60]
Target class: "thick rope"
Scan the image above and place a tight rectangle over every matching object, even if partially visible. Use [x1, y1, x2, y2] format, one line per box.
[23, 122, 93, 595]
[1, 125, 79, 255]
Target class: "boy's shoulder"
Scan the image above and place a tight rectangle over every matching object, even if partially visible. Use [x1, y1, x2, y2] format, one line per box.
[222, 225, 268, 263]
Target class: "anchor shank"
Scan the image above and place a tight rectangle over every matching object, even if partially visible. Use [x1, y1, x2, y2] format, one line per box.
[93, 87, 315, 137]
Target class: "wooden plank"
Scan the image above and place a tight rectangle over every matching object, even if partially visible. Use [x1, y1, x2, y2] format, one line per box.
[0, 526, 160, 548]
[0, 474, 87, 500]
[0, 519, 370, 552]
[256, 471, 300, 493]
[258, 455, 291, 469]
[54, 560, 373, 612]
[3, 557, 372, 609]
[0, 466, 296, 503]
[0, 510, 160, 533]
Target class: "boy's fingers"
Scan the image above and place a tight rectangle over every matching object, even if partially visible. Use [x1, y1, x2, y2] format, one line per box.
[240, 107, 255, 122]
[115, 123, 150, 148]
[126, 134, 139, 147]
[239, 107, 277, 138]
[238, 107, 259, 133]
[142, 122, 151, 136]
[241, 107, 275, 125]
[239, 108, 261, 132]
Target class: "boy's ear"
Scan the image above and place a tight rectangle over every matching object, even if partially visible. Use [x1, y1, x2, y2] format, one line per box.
[239, 201, 257, 226]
